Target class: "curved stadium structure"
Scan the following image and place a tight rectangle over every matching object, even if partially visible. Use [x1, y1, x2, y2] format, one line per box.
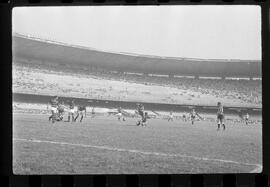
[13, 33, 261, 79]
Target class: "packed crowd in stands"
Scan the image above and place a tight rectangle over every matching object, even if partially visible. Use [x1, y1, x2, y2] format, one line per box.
[14, 60, 262, 107]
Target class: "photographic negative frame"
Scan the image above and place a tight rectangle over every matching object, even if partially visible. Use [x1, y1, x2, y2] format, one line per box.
[1, 0, 269, 186]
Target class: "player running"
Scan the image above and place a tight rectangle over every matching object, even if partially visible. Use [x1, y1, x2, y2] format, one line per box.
[217, 102, 225, 131]
[67, 99, 76, 122]
[48, 96, 59, 123]
[75, 105, 87, 122]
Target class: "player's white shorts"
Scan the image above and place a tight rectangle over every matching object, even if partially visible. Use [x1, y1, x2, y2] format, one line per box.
[69, 108, 76, 114]
[51, 106, 57, 113]
[116, 113, 122, 117]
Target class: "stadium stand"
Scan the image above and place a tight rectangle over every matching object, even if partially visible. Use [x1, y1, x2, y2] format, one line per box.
[13, 33, 261, 78]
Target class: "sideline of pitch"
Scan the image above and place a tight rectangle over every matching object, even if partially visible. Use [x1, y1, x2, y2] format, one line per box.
[13, 138, 262, 173]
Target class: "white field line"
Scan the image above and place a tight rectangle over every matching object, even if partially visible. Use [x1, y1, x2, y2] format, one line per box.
[14, 138, 262, 173]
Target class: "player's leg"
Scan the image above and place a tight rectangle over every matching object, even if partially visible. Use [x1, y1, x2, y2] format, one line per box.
[51, 108, 57, 123]
[221, 115, 225, 130]
[58, 110, 63, 121]
[116, 113, 120, 121]
[49, 111, 53, 121]
[222, 120, 225, 130]
[71, 110, 75, 122]
[67, 110, 71, 122]
[217, 117, 221, 130]
[136, 113, 142, 126]
[74, 111, 80, 122]
[137, 111, 143, 126]
[80, 111, 84, 122]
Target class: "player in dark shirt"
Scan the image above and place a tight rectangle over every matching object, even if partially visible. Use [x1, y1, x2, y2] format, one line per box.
[75, 105, 86, 122]
[91, 107, 95, 118]
[182, 113, 187, 122]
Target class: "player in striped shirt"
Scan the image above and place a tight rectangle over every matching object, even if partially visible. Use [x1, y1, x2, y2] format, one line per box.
[217, 102, 225, 131]
[48, 96, 59, 123]
[56, 101, 65, 121]
[136, 104, 145, 126]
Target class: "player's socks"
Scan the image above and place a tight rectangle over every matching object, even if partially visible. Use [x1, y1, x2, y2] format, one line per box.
[74, 114, 79, 121]
[222, 124, 225, 130]
[52, 115, 55, 123]
[217, 124, 220, 130]
[80, 116, 83, 122]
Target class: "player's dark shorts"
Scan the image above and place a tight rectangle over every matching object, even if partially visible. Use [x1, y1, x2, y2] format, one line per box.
[142, 117, 147, 123]
[217, 114, 224, 120]
[78, 106, 86, 111]
[58, 108, 64, 113]
[191, 115, 195, 120]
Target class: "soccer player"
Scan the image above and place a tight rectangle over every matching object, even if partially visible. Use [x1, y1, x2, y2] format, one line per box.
[67, 99, 76, 122]
[182, 113, 187, 122]
[190, 109, 197, 125]
[141, 112, 150, 126]
[136, 104, 145, 126]
[244, 112, 249, 125]
[75, 105, 86, 122]
[91, 107, 95, 118]
[48, 96, 59, 123]
[217, 102, 225, 131]
[168, 111, 174, 122]
[116, 106, 125, 121]
[57, 101, 65, 121]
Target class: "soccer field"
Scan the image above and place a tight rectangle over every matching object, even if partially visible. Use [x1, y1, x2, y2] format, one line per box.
[13, 113, 262, 174]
